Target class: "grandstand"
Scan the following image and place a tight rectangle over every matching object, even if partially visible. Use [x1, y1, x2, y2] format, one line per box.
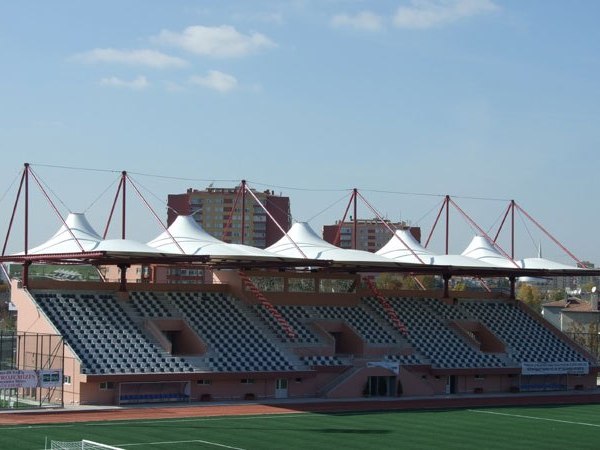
[1, 166, 599, 407]
[7, 270, 597, 406]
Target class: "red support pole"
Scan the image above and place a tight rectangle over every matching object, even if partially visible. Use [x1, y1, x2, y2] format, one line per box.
[28, 169, 86, 252]
[448, 197, 518, 266]
[424, 199, 446, 249]
[514, 202, 584, 266]
[352, 188, 357, 250]
[241, 180, 246, 245]
[445, 195, 450, 255]
[243, 184, 308, 259]
[24, 163, 29, 256]
[492, 202, 512, 244]
[121, 171, 127, 239]
[333, 192, 354, 246]
[511, 200, 515, 260]
[103, 176, 123, 239]
[24, 163, 30, 288]
[2, 168, 26, 256]
[355, 191, 426, 264]
[125, 174, 185, 254]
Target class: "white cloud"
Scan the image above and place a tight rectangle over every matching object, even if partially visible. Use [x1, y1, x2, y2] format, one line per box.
[73, 48, 187, 68]
[154, 25, 276, 58]
[189, 70, 238, 93]
[331, 11, 384, 32]
[100, 76, 150, 90]
[393, 0, 498, 29]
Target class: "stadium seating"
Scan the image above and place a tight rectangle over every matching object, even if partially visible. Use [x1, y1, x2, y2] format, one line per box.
[460, 300, 587, 364]
[312, 304, 399, 344]
[167, 291, 297, 372]
[365, 296, 505, 368]
[32, 289, 593, 378]
[252, 304, 321, 344]
[33, 291, 195, 374]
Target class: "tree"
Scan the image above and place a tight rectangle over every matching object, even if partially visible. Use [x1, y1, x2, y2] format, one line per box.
[453, 281, 468, 291]
[517, 283, 542, 313]
[549, 289, 566, 302]
[376, 273, 404, 290]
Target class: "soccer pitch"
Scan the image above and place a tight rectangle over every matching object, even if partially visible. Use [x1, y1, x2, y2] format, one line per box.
[2, 404, 600, 449]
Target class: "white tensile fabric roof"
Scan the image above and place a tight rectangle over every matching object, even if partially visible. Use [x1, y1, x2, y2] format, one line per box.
[376, 229, 433, 264]
[461, 236, 520, 268]
[518, 257, 577, 270]
[266, 222, 395, 264]
[19, 212, 178, 257]
[13, 212, 585, 273]
[461, 235, 578, 270]
[95, 238, 172, 256]
[376, 229, 494, 268]
[147, 215, 283, 259]
[22, 213, 102, 255]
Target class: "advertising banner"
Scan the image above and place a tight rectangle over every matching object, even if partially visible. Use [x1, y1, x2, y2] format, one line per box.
[521, 361, 589, 375]
[0, 371, 39, 389]
[0, 370, 63, 389]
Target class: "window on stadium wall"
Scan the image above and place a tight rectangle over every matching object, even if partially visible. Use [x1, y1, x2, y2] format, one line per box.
[288, 278, 315, 293]
[319, 279, 356, 293]
[250, 277, 284, 292]
[0, 332, 64, 409]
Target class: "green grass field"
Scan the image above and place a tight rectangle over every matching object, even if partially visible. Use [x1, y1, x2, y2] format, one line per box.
[2, 404, 600, 449]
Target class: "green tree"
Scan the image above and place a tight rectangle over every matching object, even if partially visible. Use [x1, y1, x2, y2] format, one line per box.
[549, 289, 566, 302]
[517, 283, 542, 313]
[376, 273, 404, 290]
[453, 281, 468, 291]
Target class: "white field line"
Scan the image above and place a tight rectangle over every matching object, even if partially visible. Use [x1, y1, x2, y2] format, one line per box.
[118, 438, 245, 449]
[468, 409, 600, 428]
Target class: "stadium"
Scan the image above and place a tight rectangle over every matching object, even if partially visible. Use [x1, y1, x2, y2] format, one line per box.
[1, 164, 600, 449]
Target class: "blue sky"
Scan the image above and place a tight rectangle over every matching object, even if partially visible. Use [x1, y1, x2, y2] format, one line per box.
[0, 1, 598, 264]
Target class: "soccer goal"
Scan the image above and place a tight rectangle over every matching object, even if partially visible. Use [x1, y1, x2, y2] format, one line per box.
[48, 439, 124, 450]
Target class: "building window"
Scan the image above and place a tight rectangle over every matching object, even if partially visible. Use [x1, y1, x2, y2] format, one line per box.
[197, 379, 212, 385]
[241, 379, 255, 384]
[100, 382, 115, 390]
[64, 375, 72, 385]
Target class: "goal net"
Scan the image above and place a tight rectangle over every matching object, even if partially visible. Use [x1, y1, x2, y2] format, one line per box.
[49, 439, 124, 450]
